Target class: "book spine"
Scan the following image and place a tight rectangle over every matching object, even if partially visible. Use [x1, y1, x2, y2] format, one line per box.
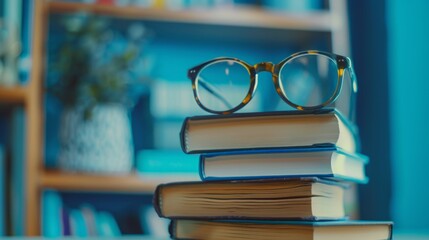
[198, 155, 206, 181]
[179, 117, 189, 154]
[168, 220, 176, 239]
[201, 146, 339, 158]
[201, 174, 338, 182]
[388, 224, 393, 240]
[152, 185, 165, 218]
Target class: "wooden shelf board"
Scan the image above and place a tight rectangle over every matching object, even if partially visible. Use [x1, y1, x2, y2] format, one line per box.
[0, 85, 27, 104]
[39, 170, 189, 193]
[48, 1, 332, 32]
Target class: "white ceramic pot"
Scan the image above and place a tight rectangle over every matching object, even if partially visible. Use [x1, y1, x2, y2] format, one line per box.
[58, 104, 133, 173]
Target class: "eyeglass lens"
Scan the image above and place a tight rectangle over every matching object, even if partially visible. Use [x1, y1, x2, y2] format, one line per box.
[196, 60, 250, 112]
[279, 54, 338, 107]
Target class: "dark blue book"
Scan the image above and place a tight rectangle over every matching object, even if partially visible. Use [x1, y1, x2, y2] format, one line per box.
[154, 178, 347, 221]
[170, 219, 393, 240]
[199, 147, 368, 183]
[0, 145, 4, 236]
[10, 107, 25, 235]
[180, 109, 359, 154]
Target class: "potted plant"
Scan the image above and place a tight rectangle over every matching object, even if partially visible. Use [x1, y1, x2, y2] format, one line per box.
[48, 14, 152, 174]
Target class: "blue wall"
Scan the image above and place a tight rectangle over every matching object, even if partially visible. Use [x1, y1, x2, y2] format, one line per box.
[388, 0, 429, 232]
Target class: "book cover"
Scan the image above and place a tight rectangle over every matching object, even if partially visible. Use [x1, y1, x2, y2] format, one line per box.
[179, 108, 359, 154]
[153, 178, 347, 221]
[199, 146, 369, 183]
[170, 219, 393, 240]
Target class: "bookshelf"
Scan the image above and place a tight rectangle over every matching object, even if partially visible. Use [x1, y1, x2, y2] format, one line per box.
[40, 170, 166, 193]
[48, 1, 333, 31]
[0, 0, 350, 236]
[0, 86, 27, 104]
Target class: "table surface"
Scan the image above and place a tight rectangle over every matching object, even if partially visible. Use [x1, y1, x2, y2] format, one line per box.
[4, 233, 429, 239]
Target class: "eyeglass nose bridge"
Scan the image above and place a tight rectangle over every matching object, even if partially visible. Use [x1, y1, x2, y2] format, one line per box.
[254, 62, 274, 73]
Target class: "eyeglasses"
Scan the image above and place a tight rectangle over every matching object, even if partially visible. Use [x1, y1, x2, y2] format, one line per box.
[187, 50, 357, 119]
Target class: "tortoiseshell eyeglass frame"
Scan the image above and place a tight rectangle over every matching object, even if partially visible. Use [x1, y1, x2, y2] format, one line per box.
[187, 50, 357, 119]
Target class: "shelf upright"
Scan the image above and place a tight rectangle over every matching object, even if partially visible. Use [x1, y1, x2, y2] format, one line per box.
[25, 0, 49, 235]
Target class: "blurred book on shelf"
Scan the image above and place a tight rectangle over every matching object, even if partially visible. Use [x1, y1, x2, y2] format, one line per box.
[262, 0, 323, 12]
[136, 149, 199, 181]
[10, 107, 26, 236]
[42, 190, 63, 237]
[42, 190, 122, 237]
[151, 80, 205, 119]
[139, 206, 169, 238]
[0, 144, 5, 236]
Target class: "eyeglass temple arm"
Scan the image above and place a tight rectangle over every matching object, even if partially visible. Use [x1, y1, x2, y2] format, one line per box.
[197, 77, 234, 109]
[348, 63, 358, 123]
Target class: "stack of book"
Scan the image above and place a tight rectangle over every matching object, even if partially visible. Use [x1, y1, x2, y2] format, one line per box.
[153, 109, 392, 240]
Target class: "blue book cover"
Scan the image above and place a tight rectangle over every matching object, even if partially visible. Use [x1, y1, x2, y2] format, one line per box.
[199, 147, 369, 183]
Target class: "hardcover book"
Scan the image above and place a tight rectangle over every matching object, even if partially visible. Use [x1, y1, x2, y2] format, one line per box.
[154, 178, 346, 220]
[180, 109, 358, 154]
[200, 147, 368, 183]
[170, 219, 393, 240]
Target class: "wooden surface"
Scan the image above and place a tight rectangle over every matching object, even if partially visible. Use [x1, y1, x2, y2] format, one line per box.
[3, 233, 428, 240]
[25, 0, 48, 235]
[48, 1, 332, 32]
[39, 170, 182, 193]
[0, 86, 27, 104]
